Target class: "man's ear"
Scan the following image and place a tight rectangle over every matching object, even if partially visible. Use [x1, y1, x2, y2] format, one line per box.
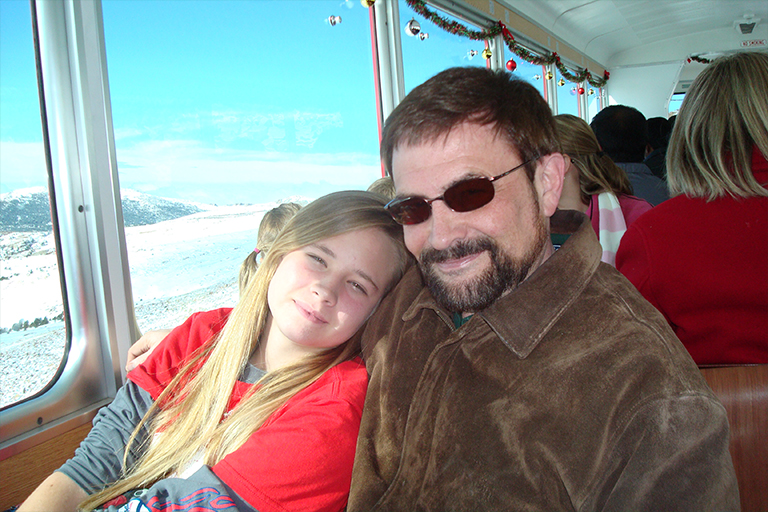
[535, 153, 566, 217]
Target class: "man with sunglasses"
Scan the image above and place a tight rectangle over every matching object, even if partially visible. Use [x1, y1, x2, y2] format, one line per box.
[347, 67, 737, 511]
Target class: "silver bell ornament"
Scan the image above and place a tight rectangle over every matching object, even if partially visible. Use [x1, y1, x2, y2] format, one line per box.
[405, 18, 421, 36]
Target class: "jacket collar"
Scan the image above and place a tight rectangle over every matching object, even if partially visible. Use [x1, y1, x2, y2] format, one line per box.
[403, 210, 602, 359]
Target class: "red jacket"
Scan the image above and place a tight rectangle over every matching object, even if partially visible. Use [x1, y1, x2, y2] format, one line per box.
[129, 308, 368, 512]
[616, 147, 768, 364]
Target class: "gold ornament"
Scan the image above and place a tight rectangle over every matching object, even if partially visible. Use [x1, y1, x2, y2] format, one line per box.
[482, 48, 492, 60]
[588, 88, 595, 96]
[361, 0, 376, 7]
[557, 78, 565, 86]
[546, 71, 553, 80]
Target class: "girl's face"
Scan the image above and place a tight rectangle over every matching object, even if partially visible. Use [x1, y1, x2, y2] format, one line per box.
[266, 227, 399, 355]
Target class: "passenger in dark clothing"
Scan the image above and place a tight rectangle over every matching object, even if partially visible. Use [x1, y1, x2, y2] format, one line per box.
[644, 116, 671, 180]
[591, 105, 669, 205]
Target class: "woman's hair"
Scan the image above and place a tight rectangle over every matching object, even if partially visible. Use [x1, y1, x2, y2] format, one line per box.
[554, 114, 634, 204]
[666, 51, 768, 199]
[83, 191, 410, 510]
[367, 176, 396, 200]
[238, 202, 302, 296]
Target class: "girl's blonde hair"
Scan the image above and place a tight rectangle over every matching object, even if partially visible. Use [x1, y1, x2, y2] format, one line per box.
[238, 202, 302, 296]
[367, 176, 396, 200]
[554, 114, 634, 205]
[83, 191, 410, 510]
[666, 51, 768, 199]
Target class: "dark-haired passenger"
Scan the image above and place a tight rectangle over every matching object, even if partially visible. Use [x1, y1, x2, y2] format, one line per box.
[591, 105, 669, 205]
[644, 116, 671, 180]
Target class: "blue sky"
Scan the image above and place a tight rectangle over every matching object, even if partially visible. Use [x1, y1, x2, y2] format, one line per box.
[1, 0, 383, 204]
[0, 0, 540, 205]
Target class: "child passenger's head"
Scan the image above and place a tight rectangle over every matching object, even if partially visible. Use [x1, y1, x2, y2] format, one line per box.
[239, 202, 302, 295]
[240, 191, 411, 359]
[367, 176, 396, 200]
[261, 191, 409, 294]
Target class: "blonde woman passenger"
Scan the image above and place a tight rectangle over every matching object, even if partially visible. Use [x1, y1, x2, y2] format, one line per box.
[616, 51, 768, 365]
[126, 202, 302, 372]
[554, 114, 653, 265]
[20, 191, 410, 512]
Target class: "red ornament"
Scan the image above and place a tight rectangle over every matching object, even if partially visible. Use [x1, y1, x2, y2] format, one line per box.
[578, 87, 585, 95]
[506, 59, 517, 71]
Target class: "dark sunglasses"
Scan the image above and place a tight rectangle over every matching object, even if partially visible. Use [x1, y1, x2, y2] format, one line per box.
[385, 158, 537, 225]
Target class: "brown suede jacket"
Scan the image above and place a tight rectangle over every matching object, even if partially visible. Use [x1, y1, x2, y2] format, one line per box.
[348, 210, 739, 512]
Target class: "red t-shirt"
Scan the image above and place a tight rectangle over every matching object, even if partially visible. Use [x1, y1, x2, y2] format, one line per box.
[129, 308, 369, 512]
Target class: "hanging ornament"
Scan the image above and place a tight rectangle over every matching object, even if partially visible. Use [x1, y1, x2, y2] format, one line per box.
[533, 74, 541, 81]
[467, 49, 478, 60]
[578, 87, 585, 95]
[327, 15, 342, 26]
[588, 88, 595, 96]
[361, 0, 376, 7]
[506, 59, 517, 72]
[418, 33, 429, 40]
[570, 87, 577, 95]
[405, 18, 421, 36]
[557, 78, 565, 86]
[482, 48, 492, 60]
[546, 71, 554, 80]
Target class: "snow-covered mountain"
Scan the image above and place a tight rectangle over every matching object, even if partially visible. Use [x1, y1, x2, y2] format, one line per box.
[0, 187, 55, 232]
[0, 187, 211, 232]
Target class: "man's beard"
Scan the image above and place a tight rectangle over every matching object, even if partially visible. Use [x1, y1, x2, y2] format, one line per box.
[418, 216, 548, 314]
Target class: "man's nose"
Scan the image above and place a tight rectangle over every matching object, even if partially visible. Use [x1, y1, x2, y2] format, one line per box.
[427, 200, 469, 251]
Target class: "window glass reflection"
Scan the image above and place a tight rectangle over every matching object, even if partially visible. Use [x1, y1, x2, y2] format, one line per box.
[0, 0, 68, 408]
[555, 66, 580, 116]
[400, 0, 487, 94]
[504, 56, 545, 99]
[102, 0, 381, 334]
[587, 87, 603, 122]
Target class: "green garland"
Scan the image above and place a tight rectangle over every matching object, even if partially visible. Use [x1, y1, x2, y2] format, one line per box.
[688, 55, 712, 64]
[404, 0, 610, 87]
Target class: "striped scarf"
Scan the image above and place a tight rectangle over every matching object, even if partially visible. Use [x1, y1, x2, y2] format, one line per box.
[595, 192, 627, 266]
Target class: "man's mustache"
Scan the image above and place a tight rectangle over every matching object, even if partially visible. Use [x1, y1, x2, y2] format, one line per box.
[420, 238, 496, 266]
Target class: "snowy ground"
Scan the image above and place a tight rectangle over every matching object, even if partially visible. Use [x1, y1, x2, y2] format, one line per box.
[0, 199, 308, 407]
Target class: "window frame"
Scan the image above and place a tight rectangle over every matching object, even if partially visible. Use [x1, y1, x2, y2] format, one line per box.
[0, 0, 136, 455]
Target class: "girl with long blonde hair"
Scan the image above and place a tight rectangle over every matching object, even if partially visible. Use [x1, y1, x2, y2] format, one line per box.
[20, 191, 410, 512]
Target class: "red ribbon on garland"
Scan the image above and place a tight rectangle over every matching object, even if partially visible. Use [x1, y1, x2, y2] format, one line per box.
[403, 0, 610, 88]
[498, 21, 514, 41]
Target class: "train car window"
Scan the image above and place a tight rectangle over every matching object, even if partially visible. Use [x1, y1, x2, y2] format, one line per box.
[587, 87, 604, 122]
[669, 92, 684, 116]
[100, 0, 381, 335]
[506, 58, 547, 99]
[0, 0, 68, 409]
[555, 66, 580, 117]
[399, 0, 486, 94]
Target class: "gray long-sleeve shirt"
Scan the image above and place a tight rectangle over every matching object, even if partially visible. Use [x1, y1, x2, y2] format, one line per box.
[58, 365, 265, 511]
